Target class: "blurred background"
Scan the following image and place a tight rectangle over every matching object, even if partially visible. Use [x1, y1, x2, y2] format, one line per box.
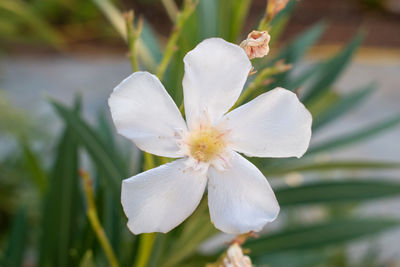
[1, 0, 400, 266]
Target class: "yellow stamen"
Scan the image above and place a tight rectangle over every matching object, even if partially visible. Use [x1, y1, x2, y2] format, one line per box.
[187, 126, 226, 162]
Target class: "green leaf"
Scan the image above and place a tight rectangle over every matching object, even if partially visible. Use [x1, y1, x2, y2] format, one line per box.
[39, 121, 81, 267]
[308, 113, 400, 155]
[267, 0, 297, 46]
[197, 0, 218, 39]
[3, 209, 28, 267]
[227, 0, 251, 42]
[313, 83, 376, 131]
[275, 21, 326, 66]
[266, 21, 326, 89]
[50, 99, 125, 197]
[246, 218, 399, 256]
[19, 141, 47, 196]
[264, 160, 400, 175]
[139, 20, 163, 71]
[276, 180, 400, 207]
[287, 63, 321, 91]
[255, 250, 329, 267]
[79, 251, 95, 267]
[141, 20, 163, 64]
[302, 32, 364, 104]
[306, 90, 339, 118]
[162, 199, 217, 267]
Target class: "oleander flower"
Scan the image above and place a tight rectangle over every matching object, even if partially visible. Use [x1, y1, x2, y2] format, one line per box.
[109, 38, 312, 234]
[240, 30, 271, 59]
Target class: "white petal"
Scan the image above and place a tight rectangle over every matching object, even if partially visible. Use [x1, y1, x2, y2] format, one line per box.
[109, 71, 187, 158]
[208, 152, 279, 234]
[183, 38, 252, 128]
[121, 159, 207, 234]
[222, 87, 312, 158]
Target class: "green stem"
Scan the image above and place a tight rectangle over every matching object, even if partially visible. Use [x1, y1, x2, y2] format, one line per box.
[81, 170, 120, 267]
[258, 13, 273, 31]
[132, 153, 157, 267]
[124, 11, 143, 72]
[133, 233, 156, 267]
[232, 63, 291, 110]
[156, 0, 197, 80]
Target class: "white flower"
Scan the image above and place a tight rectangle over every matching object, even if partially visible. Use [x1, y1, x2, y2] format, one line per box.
[109, 38, 312, 235]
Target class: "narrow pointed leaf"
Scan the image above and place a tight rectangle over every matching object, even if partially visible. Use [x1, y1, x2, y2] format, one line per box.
[267, 0, 297, 46]
[228, 0, 251, 42]
[275, 21, 326, 66]
[276, 180, 400, 207]
[20, 141, 47, 196]
[264, 160, 400, 175]
[313, 83, 376, 130]
[197, 0, 218, 38]
[246, 218, 399, 256]
[39, 125, 80, 266]
[3, 209, 27, 267]
[302, 32, 364, 104]
[308, 113, 400, 154]
[50, 99, 124, 197]
[268, 22, 326, 89]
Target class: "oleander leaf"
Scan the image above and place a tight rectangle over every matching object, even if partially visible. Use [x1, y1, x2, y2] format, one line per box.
[308, 113, 400, 154]
[20, 141, 47, 196]
[50, 99, 125, 197]
[313, 83, 376, 130]
[276, 180, 400, 207]
[264, 160, 400, 175]
[3, 209, 28, 267]
[302, 32, 364, 104]
[246, 218, 399, 256]
[39, 107, 81, 267]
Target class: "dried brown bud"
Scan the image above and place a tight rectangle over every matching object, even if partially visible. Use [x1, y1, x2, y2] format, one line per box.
[221, 243, 253, 267]
[240, 31, 271, 59]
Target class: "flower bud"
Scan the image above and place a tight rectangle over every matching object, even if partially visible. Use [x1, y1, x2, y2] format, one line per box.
[240, 30, 271, 59]
[221, 243, 252, 267]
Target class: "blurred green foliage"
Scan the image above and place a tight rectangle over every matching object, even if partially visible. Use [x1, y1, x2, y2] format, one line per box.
[1, 0, 400, 266]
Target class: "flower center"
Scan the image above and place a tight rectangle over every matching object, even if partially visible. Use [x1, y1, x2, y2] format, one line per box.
[187, 126, 227, 162]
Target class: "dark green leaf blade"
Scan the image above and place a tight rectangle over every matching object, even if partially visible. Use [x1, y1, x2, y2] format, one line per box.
[264, 160, 400, 175]
[276, 180, 400, 207]
[246, 218, 399, 256]
[308, 113, 400, 155]
[20, 141, 48, 196]
[39, 125, 81, 267]
[302, 32, 364, 104]
[265, 21, 326, 90]
[50, 99, 124, 197]
[3, 209, 28, 267]
[275, 21, 326, 66]
[313, 83, 376, 131]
